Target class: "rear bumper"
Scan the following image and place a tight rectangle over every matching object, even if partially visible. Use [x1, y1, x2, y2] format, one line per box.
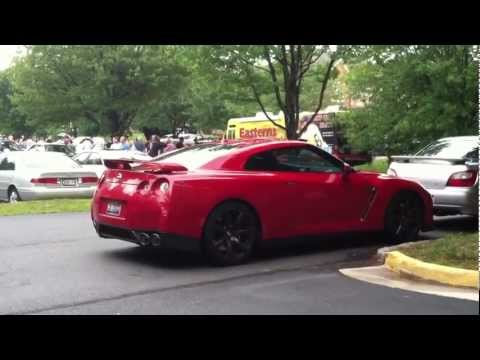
[93, 221, 200, 253]
[428, 186, 478, 216]
[19, 186, 96, 201]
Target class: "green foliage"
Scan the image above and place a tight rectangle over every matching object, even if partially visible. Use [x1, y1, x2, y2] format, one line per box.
[200, 45, 343, 138]
[10, 45, 187, 136]
[2, 45, 476, 147]
[339, 45, 477, 155]
[0, 199, 91, 216]
[401, 232, 479, 270]
[0, 70, 34, 137]
[354, 158, 389, 173]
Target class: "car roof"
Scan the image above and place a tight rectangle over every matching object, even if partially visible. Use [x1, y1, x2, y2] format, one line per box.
[9, 151, 70, 160]
[198, 140, 311, 170]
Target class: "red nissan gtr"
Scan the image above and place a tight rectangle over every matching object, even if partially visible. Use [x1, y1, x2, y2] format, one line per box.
[91, 140, 433, 266]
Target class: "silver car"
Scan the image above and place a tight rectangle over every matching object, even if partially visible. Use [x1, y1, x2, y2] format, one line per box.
[387, 136, 478, 216]
[72, 150, 151, 178]
[0, 152, 98, 203]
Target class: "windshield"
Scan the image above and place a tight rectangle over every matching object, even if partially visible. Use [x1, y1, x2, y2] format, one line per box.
[16, 153, 81, 169]
[415, 138, 478, 159]
[153, 144, 244, 169]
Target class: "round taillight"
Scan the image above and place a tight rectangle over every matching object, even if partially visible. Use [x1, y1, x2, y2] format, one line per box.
[151, 178, 170, 195]
[159, 182, 169, 193]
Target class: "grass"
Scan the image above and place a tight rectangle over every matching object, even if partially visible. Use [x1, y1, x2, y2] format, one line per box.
[401, 232, 479, 270]
[0, 198, 92, 216]
[355, 158, 389, 173]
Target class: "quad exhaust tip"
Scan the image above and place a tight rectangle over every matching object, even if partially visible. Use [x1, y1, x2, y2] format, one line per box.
[133, 231, 163, 247]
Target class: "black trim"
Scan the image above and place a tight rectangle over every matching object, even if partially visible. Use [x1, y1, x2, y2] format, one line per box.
[96, 223, 200, 253]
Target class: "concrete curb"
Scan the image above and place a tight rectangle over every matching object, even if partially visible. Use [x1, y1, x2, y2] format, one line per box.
[385, 251, 479, 289]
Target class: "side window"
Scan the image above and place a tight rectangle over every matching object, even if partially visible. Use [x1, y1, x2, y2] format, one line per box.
[289, 147, 343, 173]
[0, 156, 15, 171]
[245, 146, 343, 173]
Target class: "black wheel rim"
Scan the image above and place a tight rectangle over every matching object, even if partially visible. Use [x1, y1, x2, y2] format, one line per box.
[210, 208, 256, 261]
[391, 197, 420, 240]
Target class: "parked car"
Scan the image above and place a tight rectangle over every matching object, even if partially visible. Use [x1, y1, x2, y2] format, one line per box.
[0, 139, 19, 153]
[27, 142, 76, 157]
[73, 150, 151, 178]
[387, 136, 478, 216]
[91, 140, 433, 266]
[0, 152, 98, 203]
[160, 133, 199, 146]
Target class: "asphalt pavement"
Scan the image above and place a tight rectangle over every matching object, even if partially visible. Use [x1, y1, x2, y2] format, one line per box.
[0, 212, 477, 315]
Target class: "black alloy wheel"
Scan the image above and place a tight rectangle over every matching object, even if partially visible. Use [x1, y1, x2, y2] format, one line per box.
[203, 202, 260, 266]
[384, 192, 423, 244]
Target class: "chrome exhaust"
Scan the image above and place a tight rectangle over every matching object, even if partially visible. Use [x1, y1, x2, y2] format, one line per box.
[133, 231, 151, 246]
[151, 233, 162, 247]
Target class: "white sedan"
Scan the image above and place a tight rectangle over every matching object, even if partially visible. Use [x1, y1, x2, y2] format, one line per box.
[0, 152, 99, 203]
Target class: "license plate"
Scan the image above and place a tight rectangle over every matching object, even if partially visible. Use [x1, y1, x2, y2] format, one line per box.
[106, 201, 122, 216]
[62, 178, 77, 186]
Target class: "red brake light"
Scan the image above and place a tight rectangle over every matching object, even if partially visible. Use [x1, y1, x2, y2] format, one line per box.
[31, 177, 59, 184]
[81, 176, 99, 184]
[446, 170, 478, 187]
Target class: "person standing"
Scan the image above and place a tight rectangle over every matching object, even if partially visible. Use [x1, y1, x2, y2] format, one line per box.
[133, 138, 145, 152]
[176, 137, 185, 149]
[163, 138, 176, 153]
[110, 136, 122, 150]
[119, 136, 130, 150]
[148, 135, 164, 157]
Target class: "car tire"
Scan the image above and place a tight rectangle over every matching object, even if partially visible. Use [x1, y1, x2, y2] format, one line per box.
[8, 186, 21, 203]
[384, 191, 423, 245]
[202, 201, 260, 266]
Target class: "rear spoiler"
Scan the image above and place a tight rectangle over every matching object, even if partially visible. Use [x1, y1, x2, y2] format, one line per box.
[103, 159, 188, 173]
[103, 159, 135, 170]
[390, 155, 475, 165]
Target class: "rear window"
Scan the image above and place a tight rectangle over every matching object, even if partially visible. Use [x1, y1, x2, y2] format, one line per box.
[153, 144, 244, 169]
[415, 139, 478, 159]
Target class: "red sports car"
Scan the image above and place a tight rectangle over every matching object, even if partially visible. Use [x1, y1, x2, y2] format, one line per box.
[91, 140, 433, 266]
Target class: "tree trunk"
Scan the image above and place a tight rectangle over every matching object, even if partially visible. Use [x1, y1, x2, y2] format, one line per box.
[107, 110, 124, 137]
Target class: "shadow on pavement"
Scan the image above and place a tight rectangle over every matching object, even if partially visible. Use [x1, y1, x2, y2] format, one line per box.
[102, 232, 387, 269]
[432, 215, 478, 232]
[103, 247, 207, 270]
[419, 215, 478, 241]
[102, 216, 478, 269]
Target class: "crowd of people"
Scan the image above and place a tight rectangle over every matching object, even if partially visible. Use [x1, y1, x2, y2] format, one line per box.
[0, 132, 196, 157]
[107, 135, 188, 157]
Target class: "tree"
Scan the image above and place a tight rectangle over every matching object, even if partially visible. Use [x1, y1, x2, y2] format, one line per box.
[0, 69, 34, 137]
[204, 45, 347, 139]
[339, 45, 478, 156]
[10, 45, 184, 137]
